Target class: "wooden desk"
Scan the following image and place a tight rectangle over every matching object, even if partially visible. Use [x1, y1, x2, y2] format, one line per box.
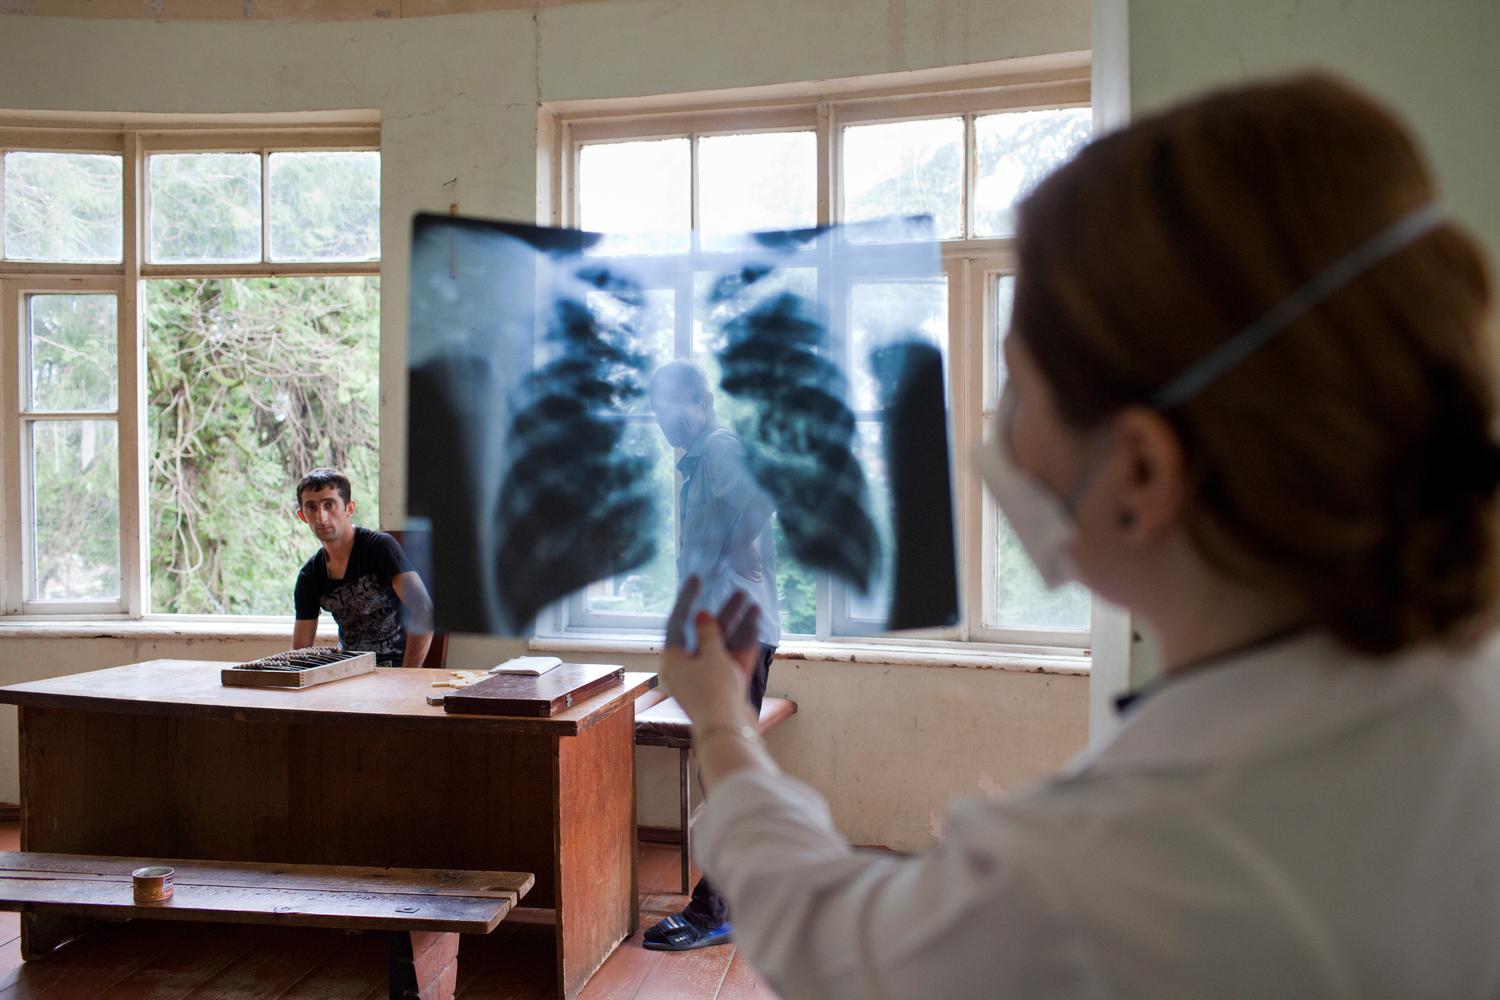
[0, 661, 657, 999]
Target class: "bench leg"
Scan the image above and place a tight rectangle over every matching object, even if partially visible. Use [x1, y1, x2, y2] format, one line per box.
[21, 913, 96, 961]
[680, 745, 692, 896]
[388, 931, 460, 1000]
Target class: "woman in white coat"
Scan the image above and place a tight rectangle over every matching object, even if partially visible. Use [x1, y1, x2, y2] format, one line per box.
[660, 73, 1500, 999]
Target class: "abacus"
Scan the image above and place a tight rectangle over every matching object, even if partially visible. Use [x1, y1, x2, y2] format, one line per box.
[220, 647, 377, 688]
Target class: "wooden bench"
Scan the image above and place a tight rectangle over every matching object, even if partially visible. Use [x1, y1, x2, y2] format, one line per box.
[635, 691, 798, 894]
[0, 851, 532, 1000]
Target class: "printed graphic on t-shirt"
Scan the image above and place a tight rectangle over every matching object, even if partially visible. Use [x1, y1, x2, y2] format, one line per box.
[322, 573, 404, 659]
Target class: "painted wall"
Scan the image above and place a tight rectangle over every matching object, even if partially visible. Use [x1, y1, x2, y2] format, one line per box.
[0, 0, 1092, 851]
[1117, 0, 1500, 690]
[1129, 0, 1500, 260]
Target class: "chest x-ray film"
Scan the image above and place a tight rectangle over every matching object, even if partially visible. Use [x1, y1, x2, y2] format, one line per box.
[407, 214, 958, 637]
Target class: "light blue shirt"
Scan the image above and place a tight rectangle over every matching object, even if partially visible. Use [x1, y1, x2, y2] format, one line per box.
[677, 423, 781, 646]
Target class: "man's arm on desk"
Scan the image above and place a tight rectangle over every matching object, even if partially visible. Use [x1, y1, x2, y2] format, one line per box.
[292, 569, 320, 649]
[292, 618, 318, 649]
[393, 570, 434, 668]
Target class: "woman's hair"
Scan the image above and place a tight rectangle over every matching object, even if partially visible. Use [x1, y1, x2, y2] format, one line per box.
[1013, 72, 1498, 655]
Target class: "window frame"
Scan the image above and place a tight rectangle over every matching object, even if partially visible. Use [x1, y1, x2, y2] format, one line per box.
[0, 118, 379, 619]
[542, 61, 1100, 652]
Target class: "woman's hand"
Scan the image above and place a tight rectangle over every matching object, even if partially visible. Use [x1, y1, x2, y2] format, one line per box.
[661, 576, 776, 792]
[662, 576, 762, 729]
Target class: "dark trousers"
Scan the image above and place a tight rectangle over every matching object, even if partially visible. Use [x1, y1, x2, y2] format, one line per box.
[682, 641, 775, 929]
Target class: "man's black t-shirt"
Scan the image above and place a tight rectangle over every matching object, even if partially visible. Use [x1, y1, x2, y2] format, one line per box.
[294, 527, 414, 664]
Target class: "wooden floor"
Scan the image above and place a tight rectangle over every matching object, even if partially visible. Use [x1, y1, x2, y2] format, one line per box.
[0, 823, 778, 999]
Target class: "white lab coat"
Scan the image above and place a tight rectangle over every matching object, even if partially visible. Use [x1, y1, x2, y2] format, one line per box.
[694, 630, 1500, 999]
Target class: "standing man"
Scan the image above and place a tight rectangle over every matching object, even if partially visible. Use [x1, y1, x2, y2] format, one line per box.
[292, 468, 434, 668]
[644, 361, 780, 951]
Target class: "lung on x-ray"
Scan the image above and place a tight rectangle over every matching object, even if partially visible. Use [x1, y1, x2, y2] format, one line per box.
[406, 213, 958, 637]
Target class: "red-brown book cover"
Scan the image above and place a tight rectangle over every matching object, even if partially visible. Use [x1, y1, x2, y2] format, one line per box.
[441, 663, 624, 717]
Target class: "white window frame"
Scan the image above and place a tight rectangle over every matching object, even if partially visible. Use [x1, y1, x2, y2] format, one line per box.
[0, 117, 379, 619]
[541, 58, 1105, 653]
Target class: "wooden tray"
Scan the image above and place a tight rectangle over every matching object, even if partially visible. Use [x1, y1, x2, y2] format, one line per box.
[221, 650, 377, 689]
[441, 664, 624, 717]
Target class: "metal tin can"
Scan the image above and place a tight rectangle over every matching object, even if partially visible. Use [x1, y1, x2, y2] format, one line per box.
[132, 865, 174, 903]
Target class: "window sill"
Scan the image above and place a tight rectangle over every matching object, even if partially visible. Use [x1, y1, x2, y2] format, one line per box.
[530, 634, 1090, 676]
[0, 616, 339, 642]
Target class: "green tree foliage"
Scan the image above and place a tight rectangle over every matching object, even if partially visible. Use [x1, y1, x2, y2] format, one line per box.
[268, 152, 380, 261]
[149, 154, 262, 263]
[33, 421, 120, 601]
[27, 295, 121, 600]
[3, 152, 122, 262]
[146, 276, 380, 615]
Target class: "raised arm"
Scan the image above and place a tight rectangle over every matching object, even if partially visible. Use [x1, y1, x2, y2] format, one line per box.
[660, 579, 1075, 998]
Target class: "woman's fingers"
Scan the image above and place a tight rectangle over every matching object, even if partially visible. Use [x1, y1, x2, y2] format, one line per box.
[714, 591, 761, 677]
[665, 576, 702, 649]
[726, 605, 761, 681]
[717, 591, 750, 637]
[726, 603, 759, 656]
[663, 601, 762, 727]
[666, 583, 762, 703]
[692, 608, 725, 655]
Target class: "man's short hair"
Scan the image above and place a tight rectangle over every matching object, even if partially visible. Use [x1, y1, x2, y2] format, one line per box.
[296, 468, 352, 507]
[648, 360, 712, 405]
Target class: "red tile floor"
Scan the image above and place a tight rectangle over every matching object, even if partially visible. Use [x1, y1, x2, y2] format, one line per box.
[0, 822, 780, 999]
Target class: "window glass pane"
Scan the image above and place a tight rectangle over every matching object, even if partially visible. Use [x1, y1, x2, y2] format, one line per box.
[987, 274, 1089, 630]
[581, 288, 676, 618]
[3, 152, 122, 263]
[842, 117, 963, 240]
[149, 153, 261, 264]
[28, 294, 118, 413]
[581, 420, 677, 616]
[146, 276, 380, 614]
[991, 274, 1015, 409]
[31, 419, 119, 601]
[849, 279, 947, 412]
[692, 265, 818, 421]
[698, 131, 816, 251]
[846, 419, 892, 622]
[974, 107, 1092, 238]
[268, 151, 380, 262]
[605, 287, 675, 417]
[691, 269, 819, 637]
[993, 518, 1090, 630]
[773, 519, 815, 635]
[578, 138, 690, 256]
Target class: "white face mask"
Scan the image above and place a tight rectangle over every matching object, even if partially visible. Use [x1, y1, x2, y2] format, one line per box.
[974, 201, 1443, 590]
[972, 390, 1108, 588]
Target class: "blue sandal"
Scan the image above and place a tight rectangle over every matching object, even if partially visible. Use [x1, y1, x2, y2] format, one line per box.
[642, 914, 734, 951]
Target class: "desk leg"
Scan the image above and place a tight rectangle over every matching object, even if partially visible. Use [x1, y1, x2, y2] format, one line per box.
[18, 706, 122, 959]
[388, 931, 460, 1000]
[555, 706, 636, 998]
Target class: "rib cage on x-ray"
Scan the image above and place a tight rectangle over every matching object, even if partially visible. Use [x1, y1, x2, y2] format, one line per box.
[493, 265, 656, 632]
[709, 269, 880, 593]
[407, 220, 662, 635]
[407, 214, 958, 636]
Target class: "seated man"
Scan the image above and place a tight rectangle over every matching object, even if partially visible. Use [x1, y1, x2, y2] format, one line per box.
[291, 468, 434, 667]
